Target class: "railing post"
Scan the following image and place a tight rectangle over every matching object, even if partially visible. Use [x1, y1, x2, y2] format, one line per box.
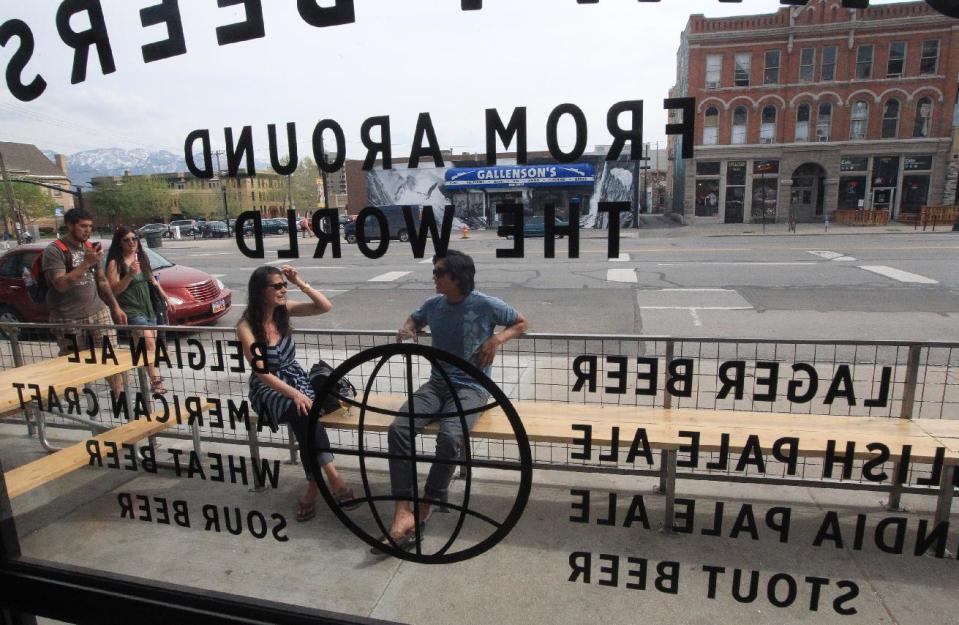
[664, 340, 675, 409]
[8, 333, 34, 438]
[900, 344, 921, 419]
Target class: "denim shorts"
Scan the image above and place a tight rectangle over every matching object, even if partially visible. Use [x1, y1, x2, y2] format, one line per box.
[126, 314, 156, 326]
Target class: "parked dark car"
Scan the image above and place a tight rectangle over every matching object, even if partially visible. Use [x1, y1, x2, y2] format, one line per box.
[202, 221, 232, 238]
[137, 222, 169, 238]
[243, 218, 289, 236]
[343, 205, 419, 244]
[0, 243, 232, 326]
[499, 215, 568, 238]
[168, 219, 199, 237]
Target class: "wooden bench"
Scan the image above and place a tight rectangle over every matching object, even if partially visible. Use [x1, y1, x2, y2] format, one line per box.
[833, 209, 889, 226]
[4, 401, 214, 499]
[917, 205, 959, 231]
[319, 395, 959, 529]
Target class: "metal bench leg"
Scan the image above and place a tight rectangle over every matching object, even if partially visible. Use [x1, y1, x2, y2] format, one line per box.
[656, 449, 668, 494]
[883, 461, 905, 511]
[246, 418, 266, 493]
[661, 450, 677, 532]
[286, 423, 299, 465]
[934, 465, 955, 529]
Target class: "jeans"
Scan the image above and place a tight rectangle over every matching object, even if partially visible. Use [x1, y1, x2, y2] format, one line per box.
[281, 404, 335, 479]
[387, 379, 488, 504]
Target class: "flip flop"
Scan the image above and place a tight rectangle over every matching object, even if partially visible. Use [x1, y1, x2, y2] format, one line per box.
[295, 500, 316, 522]
[369, 519, 428, 554]
[334, 488, 361, 512]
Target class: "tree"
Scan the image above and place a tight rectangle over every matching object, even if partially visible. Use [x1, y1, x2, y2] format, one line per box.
[290, 157, 323, 214]
[177, 189, 220, 219]
[88, 177, 175, 226]
[10, 182, 56, 220]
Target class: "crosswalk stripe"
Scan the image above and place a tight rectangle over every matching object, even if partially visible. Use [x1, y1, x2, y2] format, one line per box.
[859, 265, 938, 284]
[607, 268, 637, 283]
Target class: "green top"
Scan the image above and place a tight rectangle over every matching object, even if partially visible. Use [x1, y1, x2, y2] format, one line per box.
[116, 259, 155, 321]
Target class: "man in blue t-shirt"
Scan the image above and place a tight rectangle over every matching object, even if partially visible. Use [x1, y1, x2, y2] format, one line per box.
[374, 250, 527, 552]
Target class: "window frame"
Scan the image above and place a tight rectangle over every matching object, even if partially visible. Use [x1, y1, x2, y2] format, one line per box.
[850, 100, 869, 140]
[734, 52, 751, 87]
[886, 41, 906, 78]
[705, 54, 722, 89]
[816, 102, 832, 142]
[703, 106, 719, 145]
[760, 105, 777, 144]
[920, 40, 939, 75]
[881, 99, 900, 139]
[798, 48, 815, 83]
[821, 46, 837, 81]
[855, 44, 874, 79]
[732, 106, 748, 144]
[913, 97, 933, 138]
[763, 50, 780, 85]
[795, 103, 811, 142]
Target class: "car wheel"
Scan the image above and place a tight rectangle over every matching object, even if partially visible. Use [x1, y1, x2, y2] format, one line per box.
[398, 229, 409, 242]
[278, 228, 286, 235]
[346, 234, 357, 244]
[0, 306, 23, 325]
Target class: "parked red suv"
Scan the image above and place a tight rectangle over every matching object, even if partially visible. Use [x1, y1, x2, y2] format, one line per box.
[0, 243, 232, 326]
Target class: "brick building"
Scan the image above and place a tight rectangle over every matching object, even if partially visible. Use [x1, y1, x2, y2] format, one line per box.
[669, 0, 959, 223]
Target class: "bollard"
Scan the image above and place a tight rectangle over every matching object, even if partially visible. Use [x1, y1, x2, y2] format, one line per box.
[461, 224, 469, 239]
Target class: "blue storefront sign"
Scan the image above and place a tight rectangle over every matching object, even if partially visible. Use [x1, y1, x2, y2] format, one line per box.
[444, 163, 595, 189]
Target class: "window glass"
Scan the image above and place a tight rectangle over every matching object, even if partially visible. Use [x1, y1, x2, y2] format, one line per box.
[753, 160, 779, 174]
[903, 154, 933, 171]
[732, 106, 748, 144]
[881, 99, 900, 139]
[920, 40, 939, 74]
[913, 98, 932, 137]
[902, 175, 930, 215]
[726, 161, 746, 186]
[816, 102, 832, 141]
[734, 53, 750, 86]
[856, 44, 873, 79]
[703, 107, 719, 145]
[760, 106, 776, 143]
[706, 54, 722, 88]
[887, 42, 905, 77]
[838, 176, 867, 208]
[751, 177, 777, 218]
[695, 178, 720, 216]
[872, 156, 900, 188]
[850, 101, 869, 140]
[763, 50, 780, 84]
[840, 156, 869, 172]
[821, 46, 837, 81]
[795, 104, 810, 142]
[696, 161, 721, 176]
[799, 48, 814, 82]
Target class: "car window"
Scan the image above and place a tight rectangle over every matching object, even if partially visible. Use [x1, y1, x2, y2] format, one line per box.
[0, 253, 23, 277]
[142, 247, 174, 270]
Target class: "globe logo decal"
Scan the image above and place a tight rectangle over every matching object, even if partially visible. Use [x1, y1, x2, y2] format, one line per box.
[305, 343, 533, 564]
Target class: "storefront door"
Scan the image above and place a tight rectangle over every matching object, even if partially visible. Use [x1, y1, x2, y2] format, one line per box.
[872, 188, 895, 212]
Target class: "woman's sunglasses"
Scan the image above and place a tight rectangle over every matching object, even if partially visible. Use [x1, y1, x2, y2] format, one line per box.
[268, 281, 288, 291]
[122, 236, 139, 243]
[432, 267, 449, 278]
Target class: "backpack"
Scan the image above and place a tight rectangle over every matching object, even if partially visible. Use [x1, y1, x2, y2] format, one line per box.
[308, 360, 357, 415]
[28, 239, 93, 303]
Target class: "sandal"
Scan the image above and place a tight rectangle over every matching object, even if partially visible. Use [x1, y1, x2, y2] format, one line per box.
[370, 520, 427, 554]
[295, 499, 316, 522]
[334, 488, 361, 512]
[151, 376, 168, 394]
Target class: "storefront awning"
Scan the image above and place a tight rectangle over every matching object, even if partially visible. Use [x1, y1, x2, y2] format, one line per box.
[444, 163, 594, 189]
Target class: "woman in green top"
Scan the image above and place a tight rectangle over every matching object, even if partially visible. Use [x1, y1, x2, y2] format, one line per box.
[106, 226, 174, 393]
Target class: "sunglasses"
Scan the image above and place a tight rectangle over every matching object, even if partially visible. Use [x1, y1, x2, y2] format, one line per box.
[122, 236, 139, 243]
[432, 267, 449, 278]
[268, 281, 288, 291]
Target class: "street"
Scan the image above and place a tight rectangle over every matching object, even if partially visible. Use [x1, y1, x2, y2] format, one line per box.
[154, 226, 959, 342]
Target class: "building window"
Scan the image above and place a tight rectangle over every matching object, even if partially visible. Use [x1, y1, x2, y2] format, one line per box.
[705, 55, 721, 88]
[920, 40, 939, 75]
[695, 161, 721, 217]
[760, 105, 777, 143]
[734, 53, 750, 86]
[703, 107, 719, 145]
[838, 176, 867, 209]
[821, 46, 837, 81]
[881, 99, 900, 139]
[795, 104, 811, 142]
[887, 42, 906, 78]
[726, 161, 747, 222]
[856, 44, 873, 79]
[913, 97, 932, 137]
[763, 50, 780, 84]
[732, 106, 748, 144]
[850, 100, 869, 140]
[816, 102, 832, 142]
[799, 48, 815, 83]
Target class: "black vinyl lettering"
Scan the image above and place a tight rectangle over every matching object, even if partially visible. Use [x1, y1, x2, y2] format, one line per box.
[765, 507, 791, 543]
[676, 431, 699, 469]
[672, 498, 694, 533]
[235, 211, 265, 258]
[86, 440, 102, 467]
[140, 0, 186, 63]
[703, 565, 725, 599]
[215, 0, 265, 45]
[664, 97, 695, 159]
[313, 119, 346, 173]
[56, 0, 116, 85]
[297, 0, 355, 27]
[666, 358, 694, 398]
[913, 519, 949, 558]
[753, 361, 779, 402]
[356, 206, 389, 259]
[117, 493, 133, 519]
[654, 561, 679, 594]
[546, 103, 587, 163]
[767, 573, 797, 608]
[787, 362, 818, 403]
[731, 569, 759, 603]
[771, 437, 798, 475]
[598, 201, 628, 259]
[267, 123, 298, 175]
[735, 435, 765, 473]
[833, 581, 859, 616]
[405, 205, 452, 259]
[495, 203, 523, 258]
[625, 428, 653, 465]
[824, 365, 856, 406]
[360, 115, 391, 170]
[823, 440, 855, 480]
[813, 511, 843, 548]
[544, 203, 579, 259]
[185, 129, 214, 178]
[864, 366, 892, 408]
[717, 360, 745, 400]
[311, 209, 342, 258]
[625, 557, 648, 590]
[225, 125, 256, 176]
[408, 112, 444, 168]
[485, 107, 527, 165]
[635, 357, 658, 396]
[271, 513, 288, 541]
[571, 355, 597, 393]
[569, 489, 589, 523]
[597, 554, 619, 587]
[0, 19, 47, 102]
[568, 552, 590, 583]
[605, 356, 628, 394]
[571, 424, 592, 460]
[606, 100, 643, 161]
[623, 495, 649, 529]
[861, 442, 890, 482]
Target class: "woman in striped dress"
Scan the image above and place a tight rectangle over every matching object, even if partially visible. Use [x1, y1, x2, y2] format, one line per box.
[236, 265, 356, 522]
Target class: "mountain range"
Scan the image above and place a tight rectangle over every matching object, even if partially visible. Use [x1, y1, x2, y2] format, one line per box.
[42, 148, 188, 187]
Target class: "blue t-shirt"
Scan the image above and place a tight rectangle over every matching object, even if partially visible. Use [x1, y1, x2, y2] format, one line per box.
[411, 291, 519, 392]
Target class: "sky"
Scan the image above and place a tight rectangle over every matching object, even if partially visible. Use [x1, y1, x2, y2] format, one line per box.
[0, 0, 903, 162]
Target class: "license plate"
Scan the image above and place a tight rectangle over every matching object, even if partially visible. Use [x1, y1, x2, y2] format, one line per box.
[212, 298, 226, 314]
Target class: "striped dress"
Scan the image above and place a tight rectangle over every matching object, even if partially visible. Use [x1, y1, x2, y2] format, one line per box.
[249, 334, 314, 428]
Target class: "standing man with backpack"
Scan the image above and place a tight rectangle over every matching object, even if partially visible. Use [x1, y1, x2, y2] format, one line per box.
[41, 208, 128, 395]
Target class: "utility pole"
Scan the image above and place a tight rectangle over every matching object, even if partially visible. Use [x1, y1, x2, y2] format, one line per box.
[213, 150, 230, 229]
[0, 151, 21, 243]
[637, 143, 651, 226]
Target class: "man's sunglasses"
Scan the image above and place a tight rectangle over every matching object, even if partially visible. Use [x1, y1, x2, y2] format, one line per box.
[432, 267, 449, 278]
[268, 282, 288, 291]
